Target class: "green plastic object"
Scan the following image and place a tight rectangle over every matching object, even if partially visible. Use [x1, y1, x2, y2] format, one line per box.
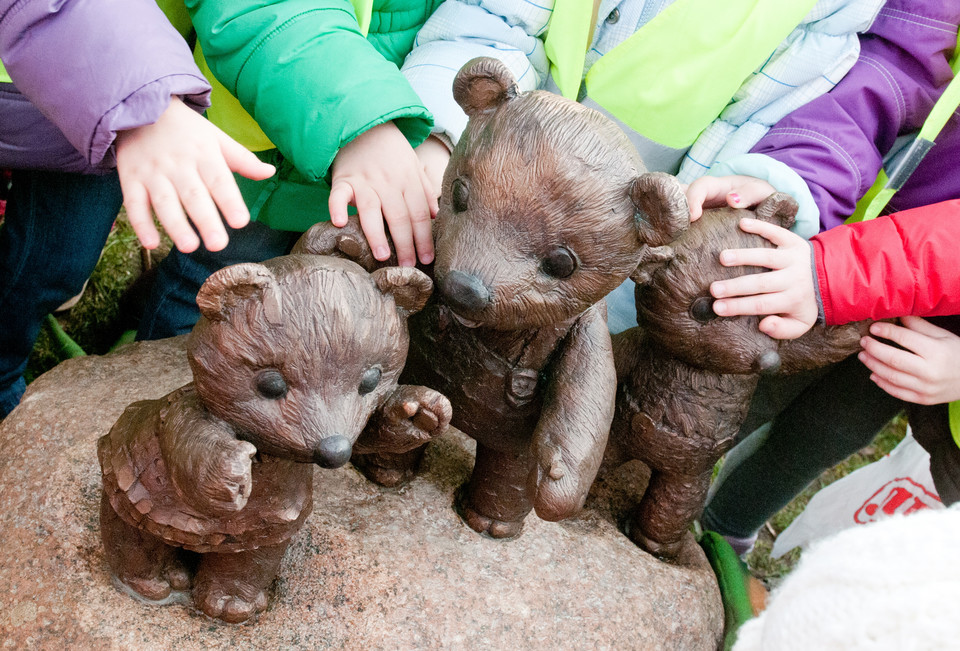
[699, 529, 755, 651]
[109, 329, 138, 353]
[44, 314, 86, 359]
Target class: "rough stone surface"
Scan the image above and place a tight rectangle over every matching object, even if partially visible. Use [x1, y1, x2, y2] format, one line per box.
[0, 337, 723, 650]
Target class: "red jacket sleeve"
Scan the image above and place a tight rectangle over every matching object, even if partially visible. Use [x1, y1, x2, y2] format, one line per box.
[812, 199, 960, 325]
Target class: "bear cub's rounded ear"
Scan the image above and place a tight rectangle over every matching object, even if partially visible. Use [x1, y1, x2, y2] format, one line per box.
[631, 172, 690, 248]
[372, 266, 434, 317]
[753, 192, 798, 230]
[197, 263, 282, 324]
[453, 57, 519, 118]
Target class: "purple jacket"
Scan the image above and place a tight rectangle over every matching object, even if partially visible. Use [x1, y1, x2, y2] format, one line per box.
[750, 0, 960, 231]
[0, 0, 210, 174]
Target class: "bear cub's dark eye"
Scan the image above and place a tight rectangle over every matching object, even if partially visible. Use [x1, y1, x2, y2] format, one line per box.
[359, 367, 382, 395]
[256, 369, 288, 400]
[690, 296, 718, 323]
[541, 246, 578, 278]
[451, 177, 469, 212]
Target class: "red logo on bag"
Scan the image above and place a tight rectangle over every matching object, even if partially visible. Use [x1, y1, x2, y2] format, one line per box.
[853, 477, 942, 524]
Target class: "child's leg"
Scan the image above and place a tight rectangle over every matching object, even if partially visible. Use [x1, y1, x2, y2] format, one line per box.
[0, 169, 121, 418]
[701, 354, 905, 540]
[136, 220, 299, 340]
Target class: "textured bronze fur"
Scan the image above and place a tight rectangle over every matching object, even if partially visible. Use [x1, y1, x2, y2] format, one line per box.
[295, 57, 687, 539]
[607, 186, 868, 560]
[98, 254, 449, 622]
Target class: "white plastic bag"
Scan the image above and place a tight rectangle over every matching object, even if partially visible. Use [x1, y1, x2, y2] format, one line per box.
[772, 428, 943, 558]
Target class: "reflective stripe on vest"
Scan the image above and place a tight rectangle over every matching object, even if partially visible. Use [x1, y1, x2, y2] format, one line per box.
[545, 0, 817, 148]
[197, 0, 373, 151]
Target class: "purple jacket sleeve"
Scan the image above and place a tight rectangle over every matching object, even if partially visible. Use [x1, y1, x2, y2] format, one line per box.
[0, 0, 211, 168]
[749, 0, 960, 232]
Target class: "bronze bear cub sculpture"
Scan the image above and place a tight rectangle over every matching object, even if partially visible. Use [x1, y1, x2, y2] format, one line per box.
[298, 57, 687, 539]
[98, 254, 450, 622]
[605, 181, 868, 560]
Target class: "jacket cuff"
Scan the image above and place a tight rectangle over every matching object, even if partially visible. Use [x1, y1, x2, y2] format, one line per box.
[810, 236, 835, 325]
[809, 240, 826, 325]
[91, 74, 211, 168]
[707, 153, 820, 239]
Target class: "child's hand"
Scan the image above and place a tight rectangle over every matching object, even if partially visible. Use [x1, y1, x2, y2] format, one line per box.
[329, 121, 438, 267]
[859, 317, 960, 405]
[709, 217, 818, 339]
[115, 96, 276, 253]
[685, 174, 777, 221]
[415, 135, 451, 201]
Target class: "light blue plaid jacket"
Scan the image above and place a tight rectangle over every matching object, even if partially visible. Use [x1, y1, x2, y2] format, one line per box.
[402, 0, 885, 237]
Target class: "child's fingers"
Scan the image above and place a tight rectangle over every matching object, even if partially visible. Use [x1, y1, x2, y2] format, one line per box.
[328, 179, 356, 227]
[407, 179, 435, 265]
[354, 186, 391, 261]
[898, 315, 951, 339]
[758, 315, 812, 340]
[858, 344, 927, 391]
[411, 217, 434, 265]
[217, 131, 276, 181]
[684, 177, 732, 221]
[735, 217, 800, 247]
[727, 180, 777, 209]
[717, 245, 791, 271]
[378, 187, 415, 266]
[171, 170, 229, 252]
[419, 165, 440, 219]
[198, 151, 252, 231]
[144, 176, 200, 253]
[866, 321, 932, 358]
[868, 373, 924, 404]
[711, 268, 791, 299]
[119, 178, 161, 250]
[712, 290, 791, 318]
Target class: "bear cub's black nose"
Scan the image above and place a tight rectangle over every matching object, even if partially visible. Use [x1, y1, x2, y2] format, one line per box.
[440, 270, 490, 314]
[314, 435, 352, 468]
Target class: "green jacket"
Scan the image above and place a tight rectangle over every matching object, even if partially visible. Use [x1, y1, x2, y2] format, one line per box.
[185, 0, 440, 231]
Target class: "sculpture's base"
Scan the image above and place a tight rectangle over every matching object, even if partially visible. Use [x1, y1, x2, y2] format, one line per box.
[0, 337, 722, 649]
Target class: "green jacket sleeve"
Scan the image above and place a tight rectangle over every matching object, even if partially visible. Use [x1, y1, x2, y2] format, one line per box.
[185, 0, 433, 181]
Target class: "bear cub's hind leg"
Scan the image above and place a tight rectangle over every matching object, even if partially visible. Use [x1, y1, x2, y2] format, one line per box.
[457, 443, 533, 539]
[99, 492, 191, 602]
[192, 542, 288, 623]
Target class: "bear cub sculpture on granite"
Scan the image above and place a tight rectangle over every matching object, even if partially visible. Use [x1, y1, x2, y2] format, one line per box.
[297, 57, 687, 539]
[98, 254, 450, 623]
[605, 182, 869, 561]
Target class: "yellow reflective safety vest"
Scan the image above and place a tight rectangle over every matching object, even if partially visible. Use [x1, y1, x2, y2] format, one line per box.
[545, 0, 817, 149]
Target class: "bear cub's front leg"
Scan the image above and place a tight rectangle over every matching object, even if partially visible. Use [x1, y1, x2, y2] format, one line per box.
[351, 385, 452, 487]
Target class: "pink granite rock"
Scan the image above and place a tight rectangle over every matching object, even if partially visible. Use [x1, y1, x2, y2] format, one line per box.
[0, 337, 722, 649]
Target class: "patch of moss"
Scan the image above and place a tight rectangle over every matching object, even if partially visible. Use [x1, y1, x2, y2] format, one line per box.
[25, 212, 169, 383]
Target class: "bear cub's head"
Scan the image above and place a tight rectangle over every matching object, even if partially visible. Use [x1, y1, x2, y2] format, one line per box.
[186, 256, 432, 467]
[432, 57, 688, 330]
[632, 187, 864, 374]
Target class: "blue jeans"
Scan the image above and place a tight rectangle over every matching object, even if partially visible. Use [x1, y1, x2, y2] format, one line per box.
[137, 220, 300, 340]
[0, 169, 122, 419]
